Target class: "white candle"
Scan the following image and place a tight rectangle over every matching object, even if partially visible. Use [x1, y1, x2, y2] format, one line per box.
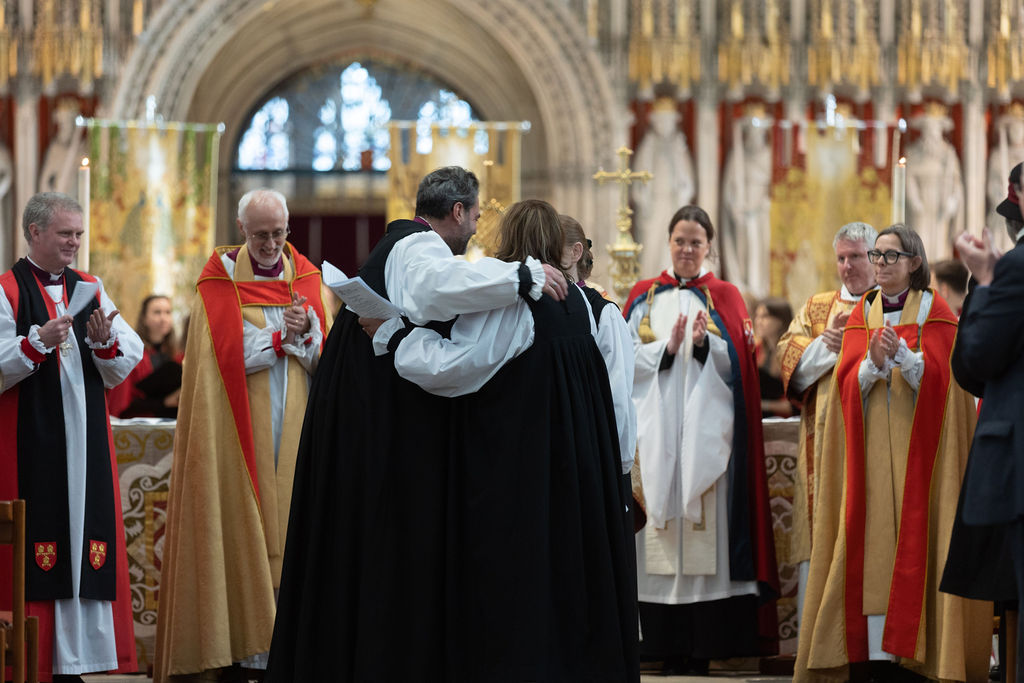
[78, 157, 90, 272]
[892, 156, 906, 224]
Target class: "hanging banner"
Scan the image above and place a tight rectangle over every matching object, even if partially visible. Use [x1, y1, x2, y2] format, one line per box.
[85, 119, 223, 328]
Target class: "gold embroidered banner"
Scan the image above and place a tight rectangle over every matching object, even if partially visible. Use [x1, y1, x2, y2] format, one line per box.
[85, 120, 222, 328]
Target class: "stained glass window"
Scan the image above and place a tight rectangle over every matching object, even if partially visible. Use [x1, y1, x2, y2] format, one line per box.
[236, 60, 483, 172]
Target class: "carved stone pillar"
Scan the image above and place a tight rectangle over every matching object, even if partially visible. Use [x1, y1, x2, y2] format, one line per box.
[13, 81, 40, 260]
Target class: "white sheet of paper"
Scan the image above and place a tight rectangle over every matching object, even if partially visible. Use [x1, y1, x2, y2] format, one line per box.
[66, 281, 99, 318]
[322, 260, 402, 319]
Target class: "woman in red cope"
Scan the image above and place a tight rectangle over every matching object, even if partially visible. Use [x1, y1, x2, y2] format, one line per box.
[795, 224, 991, 682]
[623, 205, 779, 675]
[107, 294, 182, 418]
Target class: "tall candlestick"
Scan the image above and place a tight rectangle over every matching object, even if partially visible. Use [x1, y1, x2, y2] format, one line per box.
[78, 157, 90, 272]
[892, 156, 906, 224]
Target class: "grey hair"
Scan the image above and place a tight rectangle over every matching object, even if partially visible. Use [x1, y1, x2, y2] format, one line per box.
[833, 221, 878, 249]
[22, 192, 83, 241]
[238, 188, 289, 226]
[414, 166, 479, 219]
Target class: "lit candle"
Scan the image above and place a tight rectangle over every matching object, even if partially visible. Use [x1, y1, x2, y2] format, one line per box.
[892, 156, 906, 224]
[78, 157, 90, 272]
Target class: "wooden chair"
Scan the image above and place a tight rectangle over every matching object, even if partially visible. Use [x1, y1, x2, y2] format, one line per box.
[1, 500, 38, 683]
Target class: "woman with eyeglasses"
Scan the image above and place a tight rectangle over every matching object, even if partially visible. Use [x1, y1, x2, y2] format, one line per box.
[796, 224, 990, 682]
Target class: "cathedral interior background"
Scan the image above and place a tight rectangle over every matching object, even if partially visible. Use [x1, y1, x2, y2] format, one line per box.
[1, 0, 1023, 315]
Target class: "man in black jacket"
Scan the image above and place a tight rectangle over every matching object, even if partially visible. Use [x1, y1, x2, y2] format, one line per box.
[951, 161, 1024, 681]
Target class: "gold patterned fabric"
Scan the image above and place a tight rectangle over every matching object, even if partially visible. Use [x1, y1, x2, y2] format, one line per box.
[112, 419, 175, 672]
[776, 290, 854, 566]
[86, 121, 221, 329]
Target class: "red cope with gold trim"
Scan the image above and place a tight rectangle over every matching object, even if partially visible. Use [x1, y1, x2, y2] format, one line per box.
[90, 539, 107, 569]
[35, 542, 56, 571]
[195, 247, 328, 500]
[835, 292, 958, 661]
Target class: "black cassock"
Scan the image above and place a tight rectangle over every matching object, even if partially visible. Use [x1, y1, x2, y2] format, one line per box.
[267, 250, 638, 680]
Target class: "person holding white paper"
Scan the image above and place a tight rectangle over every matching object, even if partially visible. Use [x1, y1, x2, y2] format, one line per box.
[0, 192, 143, 682]
[622, 205, 779, 675]
[266, 166, 567, 683]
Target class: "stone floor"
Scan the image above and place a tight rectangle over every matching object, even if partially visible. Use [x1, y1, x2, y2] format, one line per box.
[83, 677, 792, 683]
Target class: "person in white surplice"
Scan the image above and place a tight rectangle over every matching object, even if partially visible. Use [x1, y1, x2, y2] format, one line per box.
[0, 192, 143, 682]
[623, 205, 778, 675]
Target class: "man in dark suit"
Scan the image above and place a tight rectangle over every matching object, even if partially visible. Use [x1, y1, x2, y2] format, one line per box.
[951, 161, 1024, 680]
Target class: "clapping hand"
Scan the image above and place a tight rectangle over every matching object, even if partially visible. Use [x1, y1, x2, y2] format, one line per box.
[868, 321, 899, 369]
[86, 309, 118, 345]
[283, 292, 310, 344]
[691, 309, 709, 347]
[821, 311, 849, 353]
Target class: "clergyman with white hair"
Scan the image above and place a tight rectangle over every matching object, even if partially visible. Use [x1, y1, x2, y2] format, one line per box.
[154, 188, 334, 683]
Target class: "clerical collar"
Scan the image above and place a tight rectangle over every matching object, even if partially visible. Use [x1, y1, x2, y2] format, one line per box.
[673, 267, 707, 287]
[1017, 225, 1024, 243]
[26, 257, 64, 286]
[840, 284, 876, 302]
[249, 253, 283, 278]
[880, 287, 909, 312]
[227, 248, 283, 277]
[413, 216, 433, 229]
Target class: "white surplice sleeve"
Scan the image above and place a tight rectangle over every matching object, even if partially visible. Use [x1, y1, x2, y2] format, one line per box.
[595, 303, 638, 474]
[392, 300, 535, 397]
[788, 336, 838, 394]
[385, 231, 545, 325]
[86, 278, 144, 388]
[0, 285, 38, 392]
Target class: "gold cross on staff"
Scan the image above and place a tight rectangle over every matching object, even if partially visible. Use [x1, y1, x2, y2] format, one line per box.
[593, 146, 653, 232]
[593, 146, 652, 304]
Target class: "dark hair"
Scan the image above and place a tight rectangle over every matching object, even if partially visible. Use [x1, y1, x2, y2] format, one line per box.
[667, 205, 715, 243]
[756, 296, 793, 332]
[876, 223, 930, 291]
[496, 200, 566, 277]
[931, 259, 968, 296]
[558, 214, 594, 280]
[135, 294, 179, 354]
[414, 166, 479, 219]
[22, 192, 82, 241]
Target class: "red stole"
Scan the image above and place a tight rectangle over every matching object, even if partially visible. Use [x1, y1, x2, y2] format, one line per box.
[196, 244, 327, 500]
[836, 290, 958, 660]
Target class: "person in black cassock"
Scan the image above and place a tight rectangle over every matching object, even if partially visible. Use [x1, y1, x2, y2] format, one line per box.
[264, 168, 567, 682]
[383, 199, 640, 682]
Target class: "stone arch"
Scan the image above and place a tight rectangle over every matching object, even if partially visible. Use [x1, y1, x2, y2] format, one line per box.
[107, 0, 623, 265]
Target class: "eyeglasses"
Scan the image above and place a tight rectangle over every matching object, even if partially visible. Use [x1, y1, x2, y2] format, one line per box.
[867, 249, 914, 264]
[249, 228, 290, 243]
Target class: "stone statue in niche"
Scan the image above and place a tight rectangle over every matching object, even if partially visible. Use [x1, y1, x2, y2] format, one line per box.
[631, 97, 695, 278]
[721, 110, 773, 298]
[905, 103, 964, 261]
[987, 103, 1024, 251]
[38, 99, 85, 196]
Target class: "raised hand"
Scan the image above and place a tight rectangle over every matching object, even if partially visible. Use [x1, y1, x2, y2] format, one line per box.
[86, 309, 118, 345]
[692, 309, 709, 347]
[666, 313, 688, 356]
[283, 292, 310, 344]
